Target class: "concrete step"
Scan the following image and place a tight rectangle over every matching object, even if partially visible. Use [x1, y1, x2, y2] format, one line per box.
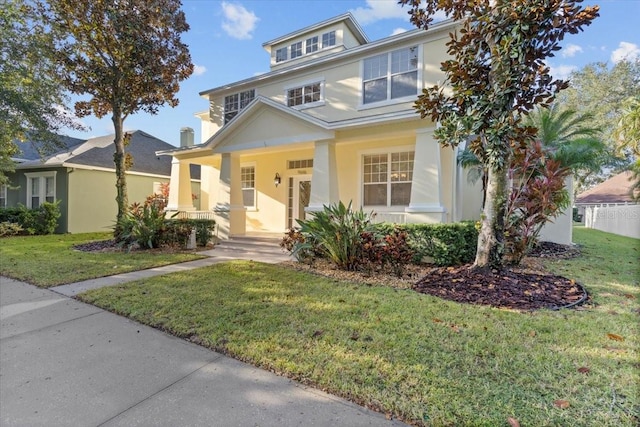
[213, 236, 285, 256]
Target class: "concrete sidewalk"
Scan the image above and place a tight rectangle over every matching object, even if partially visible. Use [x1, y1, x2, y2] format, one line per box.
[0, 250, 406, 426]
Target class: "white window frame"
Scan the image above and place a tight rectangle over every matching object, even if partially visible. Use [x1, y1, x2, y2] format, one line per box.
[284, 79, 325, 109]
[359, 147, 414, 209]
[360, 45, 421, 109]
[322, 30, 336, 48]
[223, 89, 256, 124]
[0, 184, 7, 207]
[241, 163, 256, 210]
[290, 41, 303, 59]
[305, 36, 318, 54]
[25, 171, 57, 209]
[275, 47, 288, 63]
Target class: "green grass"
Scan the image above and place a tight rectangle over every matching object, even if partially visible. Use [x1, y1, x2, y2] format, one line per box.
[0, 233, 204, 287]
[78, 227, 639, 426]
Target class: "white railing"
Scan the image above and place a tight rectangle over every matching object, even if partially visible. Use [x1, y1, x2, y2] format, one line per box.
[584, 204, 640, 239]
[372, 212, 407, 224]
[172, 210, 217, 220]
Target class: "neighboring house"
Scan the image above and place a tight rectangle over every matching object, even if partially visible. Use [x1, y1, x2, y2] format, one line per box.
[3, 130, 200, 233]
[575, 171, 639, 239]
[158, 12, 570, 244]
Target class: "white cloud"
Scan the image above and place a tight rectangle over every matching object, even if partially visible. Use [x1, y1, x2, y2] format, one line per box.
[391, 28, 407, 36]
[611, 41, 640, 63]
[549, 64, 578, 80]
[193, 64, 207, 76]
[221, 2, 259, 40]
[350, 0, 407, 25]
[562, 44, 583, 58]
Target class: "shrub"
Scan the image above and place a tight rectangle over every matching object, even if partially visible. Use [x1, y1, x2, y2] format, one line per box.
[188, 219, 216, 246]
[374, 221, 478, 266]
[0, 221, 23, 237]
[295, 201, 376, 270]
[0, 202, 60, 235]
[361, 227, 414, 277]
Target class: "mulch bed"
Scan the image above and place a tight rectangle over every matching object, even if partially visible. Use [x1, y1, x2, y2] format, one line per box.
[412, 264, 587, 311]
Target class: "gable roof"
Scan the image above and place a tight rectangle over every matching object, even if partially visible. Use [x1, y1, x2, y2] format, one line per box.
[12, 135, 85, 162]
[15, 130, 200, 179]
[575, 171, 637, 204]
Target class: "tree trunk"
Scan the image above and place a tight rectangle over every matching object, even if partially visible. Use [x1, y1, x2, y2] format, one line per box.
[473, 164, 509, 269]
[112, 113, 128, 240]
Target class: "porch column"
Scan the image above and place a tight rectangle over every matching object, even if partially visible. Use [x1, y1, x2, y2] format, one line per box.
[308, 139, 338, 212]
[406, 128, 446, 223]
[167, 157, 194, 211]
[214, 153, 246, 239]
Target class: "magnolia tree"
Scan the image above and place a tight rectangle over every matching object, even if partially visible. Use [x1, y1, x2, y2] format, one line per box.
[42, 0, 193, 238]
[399, 0, 599, 269]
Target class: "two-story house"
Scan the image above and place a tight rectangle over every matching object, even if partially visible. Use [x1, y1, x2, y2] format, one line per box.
[159, 13, 485, 239]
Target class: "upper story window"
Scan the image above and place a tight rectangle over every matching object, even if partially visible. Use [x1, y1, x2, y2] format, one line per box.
[25, 172, 56, 209]
[275, 47, 288, 63]
[286, 82, 323, 107]
[224, 89, 255, 124]
[363, 46, 418, 105]
[291, 41, 303, 59]
[305, 36, 318, 54]
[363, 151, 414, 207]
[322, 31, 336, 48]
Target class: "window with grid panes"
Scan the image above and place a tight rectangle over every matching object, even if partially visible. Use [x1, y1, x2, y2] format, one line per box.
[363, 46, 418, 104]
[363, 151, 414, 206]
[287, 82, 321, 107]
[241, 166, 255, 208]
[290, 41, 303, 59]
[306, 36, 318, 54]
[275, 47, 287, 63]
[322, 31, 336, 48]
[0, 184, 6, 207]
[224, 89, 255, 124]
[26, 173, 56, 209]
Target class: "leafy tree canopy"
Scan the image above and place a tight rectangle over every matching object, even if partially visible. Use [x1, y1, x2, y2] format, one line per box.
[42, 0, 193, 236]
[0, 0, 82, 185]
[400, 0, 599, 268]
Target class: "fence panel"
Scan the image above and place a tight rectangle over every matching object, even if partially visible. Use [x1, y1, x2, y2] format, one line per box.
[584, 204, 640, 239]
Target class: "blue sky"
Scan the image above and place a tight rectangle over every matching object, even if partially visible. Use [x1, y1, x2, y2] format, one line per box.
[65, 0, 640, 146]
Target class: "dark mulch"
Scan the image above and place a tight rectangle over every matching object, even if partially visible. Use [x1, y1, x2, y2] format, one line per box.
[529, 241, 581, 259]
[413, 264, 587, 311]
[73, 239, 121, 252]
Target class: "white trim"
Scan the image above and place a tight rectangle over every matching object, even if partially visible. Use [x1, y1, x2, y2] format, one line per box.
[240, 162, 257, 210]
[25, 171, 57, 208]
[357, 146, 415, 209]
[0, 184, 7, 208]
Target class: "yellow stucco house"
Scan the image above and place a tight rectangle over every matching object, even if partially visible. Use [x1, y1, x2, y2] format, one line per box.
[159, 13, 487, 239]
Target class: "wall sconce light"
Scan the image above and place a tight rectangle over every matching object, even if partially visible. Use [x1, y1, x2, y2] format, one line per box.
[274, 172, 281, 187]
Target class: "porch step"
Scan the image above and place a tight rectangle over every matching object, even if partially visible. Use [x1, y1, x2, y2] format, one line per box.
[212, 235, 288, 258]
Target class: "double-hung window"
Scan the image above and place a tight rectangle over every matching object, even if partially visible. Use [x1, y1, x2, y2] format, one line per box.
[305, 36, 318, 54]
[322, 31, 336, 48]
[290, 41, 303, 59]
[286, 82, 322, 107]
[275, 47, 288, 63]
[363, 151, 414, 207]
[241, 165, 256, 208]
[363, 46, 418, 105]
[25, 172, 56, 209]
[224, 89, 255, 124]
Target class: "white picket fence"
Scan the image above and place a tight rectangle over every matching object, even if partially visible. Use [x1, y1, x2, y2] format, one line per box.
[583, 204, 640, 239]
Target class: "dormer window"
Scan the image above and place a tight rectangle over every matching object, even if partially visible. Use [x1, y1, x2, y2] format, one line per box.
[275, 47, 288, 63]
[291, 41, 303, 59]
[322, 31, 336, 48]
[306, 36, 318, 54]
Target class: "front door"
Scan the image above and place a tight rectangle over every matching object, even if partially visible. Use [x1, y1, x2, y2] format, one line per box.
[292, 175, 311, 227]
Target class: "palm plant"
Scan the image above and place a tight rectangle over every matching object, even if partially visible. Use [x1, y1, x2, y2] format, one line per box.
[524, 104, 606, 177]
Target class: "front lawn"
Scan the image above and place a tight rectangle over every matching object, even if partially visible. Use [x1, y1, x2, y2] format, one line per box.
[78, 227, 639, 426]
[0, 233, 204, 287]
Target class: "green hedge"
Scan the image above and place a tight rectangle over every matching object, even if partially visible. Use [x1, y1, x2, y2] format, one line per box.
[0, 202, 61, 236]
[374, 221, 478, 266]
